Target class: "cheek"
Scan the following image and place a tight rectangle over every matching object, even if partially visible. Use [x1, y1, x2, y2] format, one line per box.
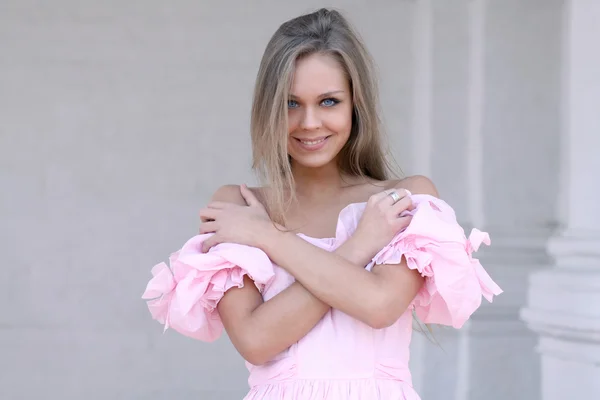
[327, 107, 353, 136]
[288, 110, 300, 134]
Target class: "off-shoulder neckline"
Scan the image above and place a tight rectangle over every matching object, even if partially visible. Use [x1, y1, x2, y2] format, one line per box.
[295, 201, 364, 241]
[295, 194, 439, 242]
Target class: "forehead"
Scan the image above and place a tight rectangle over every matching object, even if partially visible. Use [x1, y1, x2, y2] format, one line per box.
[290, 53, 349, 96]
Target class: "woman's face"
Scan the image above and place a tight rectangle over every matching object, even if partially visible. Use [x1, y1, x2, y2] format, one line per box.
[287, 53, 353, 169]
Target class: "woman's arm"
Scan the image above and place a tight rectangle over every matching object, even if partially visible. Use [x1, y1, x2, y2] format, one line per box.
[210, 185, 376, 365]
[256, 176, 438, 330]
[259, 231, 422, 330]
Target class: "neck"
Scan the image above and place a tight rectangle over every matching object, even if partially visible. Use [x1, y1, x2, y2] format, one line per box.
[290, 160, 356, 203]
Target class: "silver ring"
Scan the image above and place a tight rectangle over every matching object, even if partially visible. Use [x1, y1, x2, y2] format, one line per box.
[388, 190, 401, 204]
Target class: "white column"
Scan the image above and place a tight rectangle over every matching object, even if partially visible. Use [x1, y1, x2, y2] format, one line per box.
[410, 0, 433, 179]
[415, 1, 564, 399]
[407, 0, 433, 392]
[521, 1, 600, 399]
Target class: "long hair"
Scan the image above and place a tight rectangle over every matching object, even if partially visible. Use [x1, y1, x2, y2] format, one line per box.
[250, 8, 398, 224]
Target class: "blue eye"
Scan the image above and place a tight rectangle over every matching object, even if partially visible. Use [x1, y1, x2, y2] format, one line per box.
[288, 100, 299, 108]
[321, 98, 340, 107]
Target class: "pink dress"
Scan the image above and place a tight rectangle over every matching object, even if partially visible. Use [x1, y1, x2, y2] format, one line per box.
[142, 195, 503, 399]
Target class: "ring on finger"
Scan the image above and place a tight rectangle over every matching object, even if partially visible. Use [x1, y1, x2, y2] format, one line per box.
[388, 190, 402, 204]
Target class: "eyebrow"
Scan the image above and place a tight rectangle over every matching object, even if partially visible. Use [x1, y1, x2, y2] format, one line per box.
[289, 90, 345, 99]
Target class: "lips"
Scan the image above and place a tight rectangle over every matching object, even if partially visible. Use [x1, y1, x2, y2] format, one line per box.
[297, 137, 327, 145]
[293, 135, 331, 151]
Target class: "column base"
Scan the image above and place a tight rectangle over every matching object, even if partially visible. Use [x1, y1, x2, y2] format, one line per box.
[521, 256, 600, 400]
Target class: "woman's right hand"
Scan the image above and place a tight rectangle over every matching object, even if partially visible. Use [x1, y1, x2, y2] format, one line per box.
[353, 188, 414, 259]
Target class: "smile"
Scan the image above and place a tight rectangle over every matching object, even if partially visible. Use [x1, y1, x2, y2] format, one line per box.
[294, 135, 331, 151]
[299, 137, 326, 145]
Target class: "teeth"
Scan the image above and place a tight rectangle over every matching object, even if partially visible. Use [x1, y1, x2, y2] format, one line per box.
[300, 138, 326, 145]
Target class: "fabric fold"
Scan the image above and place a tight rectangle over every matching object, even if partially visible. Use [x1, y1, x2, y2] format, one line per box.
[372, 195, 503, 328]
[142, 234, 276, 341]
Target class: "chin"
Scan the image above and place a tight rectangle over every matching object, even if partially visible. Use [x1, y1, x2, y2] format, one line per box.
[288, 135, 346, 169]
[290, 154, 338, 169]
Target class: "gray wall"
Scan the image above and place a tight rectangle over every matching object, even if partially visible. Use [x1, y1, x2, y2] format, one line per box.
[1, 1, 567, 399]
[0, 2, 416, 399]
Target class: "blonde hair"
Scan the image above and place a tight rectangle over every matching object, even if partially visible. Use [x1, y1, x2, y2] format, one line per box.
[250, 8, 397, 224]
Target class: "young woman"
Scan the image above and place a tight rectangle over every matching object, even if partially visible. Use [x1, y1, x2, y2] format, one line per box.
[143, 8, 502, 399]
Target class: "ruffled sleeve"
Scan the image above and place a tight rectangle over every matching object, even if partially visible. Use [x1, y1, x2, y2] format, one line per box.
[371, 194, 503, 329]
[141, 234, 276, 341]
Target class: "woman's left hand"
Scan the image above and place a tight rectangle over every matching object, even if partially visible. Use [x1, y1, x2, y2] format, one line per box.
[198, 184, 275, 253]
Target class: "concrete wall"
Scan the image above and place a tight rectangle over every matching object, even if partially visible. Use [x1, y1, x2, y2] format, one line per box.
[1, 1, 574, 399]
[0, 2, 415, 398]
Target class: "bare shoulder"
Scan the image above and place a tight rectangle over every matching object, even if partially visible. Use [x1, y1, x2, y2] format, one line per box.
[209, 184, 267, 206]
[210, 184, 246, 205]
[385, 175, 440, 197]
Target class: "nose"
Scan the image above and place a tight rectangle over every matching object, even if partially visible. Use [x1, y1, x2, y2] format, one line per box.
[300, 107, 322, 131]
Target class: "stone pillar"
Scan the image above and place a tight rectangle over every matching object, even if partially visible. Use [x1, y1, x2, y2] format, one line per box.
[411, 1, 563, 399]
[521, 1, 600, 399]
